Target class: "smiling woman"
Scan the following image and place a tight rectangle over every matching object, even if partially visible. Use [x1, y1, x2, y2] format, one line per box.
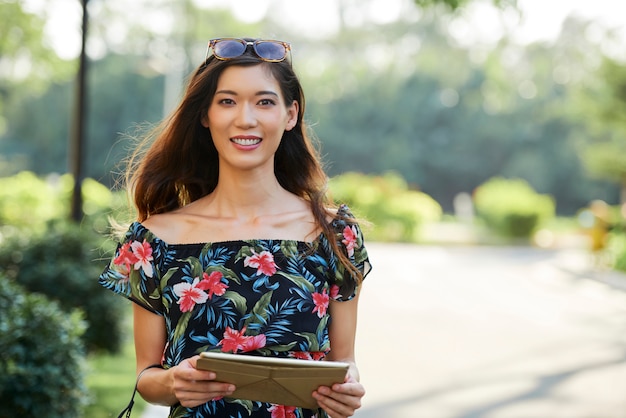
[98, 37, 371, 418]
[202, 65, 298, 173]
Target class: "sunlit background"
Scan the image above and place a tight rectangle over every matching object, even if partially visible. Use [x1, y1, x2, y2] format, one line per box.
[1, 1, 626, 417]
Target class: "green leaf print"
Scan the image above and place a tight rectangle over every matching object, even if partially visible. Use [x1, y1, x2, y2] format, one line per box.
[130, 270, 153, 307]
[169, 405, 191, 418]
[180, 256, 204, 276]
[172, 311, 192, 347]
[235, 245, 255, 261]
[275, 271, 316, 292]
[227, 398, 254, 414]
[223, 290, 247, 315]
[280, 240, 301, 258]
[205, 265, 241, 286]
[257, 343, 297, 355]
[294, 332, 320, 351]
[242, 291, 273, 331]
[295, 316, 329, 352]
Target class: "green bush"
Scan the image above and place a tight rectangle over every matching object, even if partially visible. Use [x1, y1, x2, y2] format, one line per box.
[0, 171, 67, 229]
[607, 208, 626, 272]
[474, 177, 555, 239]
[0, 171, 130, 233]
[0, 276, 88, 418]
[609, 232, 626, 272]
[0, 221, 124, 353]
[329, 171, 442, 242]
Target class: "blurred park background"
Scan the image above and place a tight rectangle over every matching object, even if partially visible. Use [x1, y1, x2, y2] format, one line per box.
[1, 0, 625, 416]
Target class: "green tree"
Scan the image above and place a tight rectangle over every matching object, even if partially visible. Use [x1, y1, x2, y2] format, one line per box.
[577, 57, 626, 203]
[413, 0, 516, 11]
[0, 1, 72, 130]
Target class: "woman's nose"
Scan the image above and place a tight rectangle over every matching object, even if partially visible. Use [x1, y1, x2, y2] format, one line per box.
[235, 104, 258, 128]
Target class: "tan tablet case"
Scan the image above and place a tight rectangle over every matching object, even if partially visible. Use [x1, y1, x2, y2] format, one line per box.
[197, 352, 349, 409]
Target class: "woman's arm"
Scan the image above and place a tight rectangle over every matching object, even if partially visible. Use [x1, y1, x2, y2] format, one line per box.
[132, 304, 235, 407]
[313, 292, 365, 417]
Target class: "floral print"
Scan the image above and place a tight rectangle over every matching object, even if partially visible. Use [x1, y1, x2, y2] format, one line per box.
[99, 205, 370, 417]
[311, 290, 329, 318]
[341, 225, 358, 258]
[245, 250, 278, 276]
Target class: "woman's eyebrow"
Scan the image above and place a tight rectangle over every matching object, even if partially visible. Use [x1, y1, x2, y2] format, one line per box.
[215, 89, 279, 97]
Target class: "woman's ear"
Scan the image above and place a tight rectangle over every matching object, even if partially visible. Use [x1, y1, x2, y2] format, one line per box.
[285, 100, 299, 131]
[201, 113, 210, 128]
[200, 106, 211, 128]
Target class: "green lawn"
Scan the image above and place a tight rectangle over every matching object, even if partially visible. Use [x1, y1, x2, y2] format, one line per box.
[84, 326, 149, 417]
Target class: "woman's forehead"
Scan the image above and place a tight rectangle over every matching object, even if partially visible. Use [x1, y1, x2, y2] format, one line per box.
[216, 65, 280, 91]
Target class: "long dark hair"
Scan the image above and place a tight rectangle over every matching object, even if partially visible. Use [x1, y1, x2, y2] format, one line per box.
[124, 40, 362, 283]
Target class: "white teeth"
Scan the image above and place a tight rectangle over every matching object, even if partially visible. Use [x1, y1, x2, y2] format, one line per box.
[232, 138, 261, 146]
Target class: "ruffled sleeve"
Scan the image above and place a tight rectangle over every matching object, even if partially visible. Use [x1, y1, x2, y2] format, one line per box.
[98, 222, 165, 315]
[327, 204, 372, 302]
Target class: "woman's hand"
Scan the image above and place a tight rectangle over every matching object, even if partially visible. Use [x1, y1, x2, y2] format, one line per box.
[313, 374, 365, 418]
[170, 355, 236, 408]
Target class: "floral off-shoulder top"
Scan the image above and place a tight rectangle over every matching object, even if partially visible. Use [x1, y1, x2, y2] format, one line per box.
[99, 205, 371, 418]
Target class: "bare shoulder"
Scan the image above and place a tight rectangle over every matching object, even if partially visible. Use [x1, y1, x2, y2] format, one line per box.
[140, 212, 187, 243]
[139, 196, 322, 244]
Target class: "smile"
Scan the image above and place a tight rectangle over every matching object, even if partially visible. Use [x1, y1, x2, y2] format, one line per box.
[231, 137, 262, 146]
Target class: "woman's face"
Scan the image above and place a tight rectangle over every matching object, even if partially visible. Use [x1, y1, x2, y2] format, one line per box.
[202, 64, 298, 173]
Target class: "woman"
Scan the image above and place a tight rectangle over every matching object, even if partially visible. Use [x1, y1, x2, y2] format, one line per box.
[100, 37, 371, 418]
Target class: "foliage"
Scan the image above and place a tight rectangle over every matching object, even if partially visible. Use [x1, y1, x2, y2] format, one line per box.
[0, 1, 73, 137]
[0, 1, 622, 216]
[473, 177, 555, 239]
[413, 0, 517, 11]
[0, 1, 72, 83]
[84, 312, 150, 418]
[0, 220, 123, 353]
[576, 57, 626, 200]
[609, 231, 626, 272]
[329, 172, 442, 242]
[606, 207, 626, 272]
[0, 171, 67, 227]
[307, 16, 618, 214]
[0, 276, 88, 417]
[0, 55, 165, 182]
[0, 171, 129, 231]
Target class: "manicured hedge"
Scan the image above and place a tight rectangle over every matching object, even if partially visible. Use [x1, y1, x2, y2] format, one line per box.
[474, 177, 555, 239]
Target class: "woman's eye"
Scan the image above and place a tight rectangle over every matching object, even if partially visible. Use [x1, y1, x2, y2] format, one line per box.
[258, 99, 275, 106]
[218, 98, 235, 105]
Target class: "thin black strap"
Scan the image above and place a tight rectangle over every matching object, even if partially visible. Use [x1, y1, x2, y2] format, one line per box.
[117, 364, 163, 418]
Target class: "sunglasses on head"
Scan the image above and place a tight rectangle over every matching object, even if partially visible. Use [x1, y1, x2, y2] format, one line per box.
[206, 38, 292, 64]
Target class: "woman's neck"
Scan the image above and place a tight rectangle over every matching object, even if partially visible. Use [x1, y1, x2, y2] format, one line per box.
[202, 170, 296, 219]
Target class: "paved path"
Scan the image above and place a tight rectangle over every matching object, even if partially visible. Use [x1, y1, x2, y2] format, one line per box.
[143, 243, 626, 418]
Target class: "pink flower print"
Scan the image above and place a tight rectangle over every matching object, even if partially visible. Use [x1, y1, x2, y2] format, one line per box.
[173, 278, 208, 312]
[342, 225, 357, 257]
[290, 351, 326, 361]
[329, 284, 340, 300]
[312, 289, 329, 318]
[244, 250, 277, 276]
[219, 327, 266, 353]
[113, 242, 138, 276]
[241, 334, 267, 352]
[196, 271, 228, 299]
[268, 404, 297, 418]
[291, 351, 312, 360]
[219, 327, 250, 353]
[131, 240, 154, 277]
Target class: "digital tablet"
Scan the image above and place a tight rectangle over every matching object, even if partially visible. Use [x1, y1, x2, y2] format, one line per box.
[197, 352, 349, 408]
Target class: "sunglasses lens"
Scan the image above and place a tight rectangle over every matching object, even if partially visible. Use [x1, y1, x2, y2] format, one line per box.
[213, 40, 246, 59]
[255, 41, 287, 61]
